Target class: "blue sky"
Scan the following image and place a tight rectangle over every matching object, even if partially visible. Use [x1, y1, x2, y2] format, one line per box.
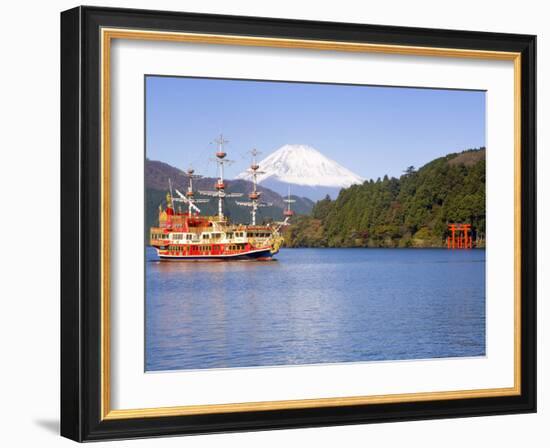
[145, 76, 485, 180]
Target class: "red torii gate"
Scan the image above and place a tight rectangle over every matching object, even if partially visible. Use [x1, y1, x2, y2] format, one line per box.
[447, 223, 473, 249]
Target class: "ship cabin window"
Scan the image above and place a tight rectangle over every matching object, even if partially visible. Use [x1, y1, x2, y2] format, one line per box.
[186, 234, 193, 240]
[226, 232, 233, 239]
[202, 233, 210, 240]
[211, 233, 221, 240]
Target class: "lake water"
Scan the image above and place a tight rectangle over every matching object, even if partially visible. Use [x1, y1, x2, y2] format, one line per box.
[145, 247, 485, 371]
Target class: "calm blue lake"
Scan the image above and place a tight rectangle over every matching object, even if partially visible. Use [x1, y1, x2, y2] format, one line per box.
[145, 247, 485, 371]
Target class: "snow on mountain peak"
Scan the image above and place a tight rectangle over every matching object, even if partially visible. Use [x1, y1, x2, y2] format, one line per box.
[236, 144, 364, 188]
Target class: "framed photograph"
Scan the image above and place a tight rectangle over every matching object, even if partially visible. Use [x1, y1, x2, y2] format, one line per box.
[61, 6, 536, 442]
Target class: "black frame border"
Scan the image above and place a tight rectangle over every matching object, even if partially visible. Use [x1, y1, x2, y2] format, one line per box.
[61, 6, 536, 442]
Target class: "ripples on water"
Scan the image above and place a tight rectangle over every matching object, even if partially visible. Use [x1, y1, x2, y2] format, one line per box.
[145, 248, 485, 371]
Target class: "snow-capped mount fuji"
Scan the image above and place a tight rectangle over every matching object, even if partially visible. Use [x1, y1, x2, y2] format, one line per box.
[236, 144, 364, 200]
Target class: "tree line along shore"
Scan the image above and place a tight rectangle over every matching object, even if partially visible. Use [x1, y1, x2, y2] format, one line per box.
[283, 148, 486, 249]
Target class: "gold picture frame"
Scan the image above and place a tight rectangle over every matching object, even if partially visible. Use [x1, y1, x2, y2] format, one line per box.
[61, 6, 536, 442]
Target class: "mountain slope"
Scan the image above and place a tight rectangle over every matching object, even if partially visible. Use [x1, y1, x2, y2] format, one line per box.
[146, 159, 313, 212]
[236, 144, 363, 199]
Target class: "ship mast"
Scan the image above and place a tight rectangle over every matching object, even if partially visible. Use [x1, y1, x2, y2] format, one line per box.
[178, 167, 211, 215]
[249, 149, 261, 225]
[186, 167, 198, 215]
[283, 186, 296, 219]
[170, 166, 211, 215]
[214, 134, 228, 219]
[198, 134, 242, 220]
[236, 148, 272, 225]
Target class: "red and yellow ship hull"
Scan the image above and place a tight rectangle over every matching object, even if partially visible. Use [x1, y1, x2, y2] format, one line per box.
[153, 243, 277, 261]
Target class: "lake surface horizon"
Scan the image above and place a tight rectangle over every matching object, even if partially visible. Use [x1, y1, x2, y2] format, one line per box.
[145, 247, 486, 372]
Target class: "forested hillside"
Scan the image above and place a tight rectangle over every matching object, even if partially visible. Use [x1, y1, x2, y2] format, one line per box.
[284, 148, 486, 248]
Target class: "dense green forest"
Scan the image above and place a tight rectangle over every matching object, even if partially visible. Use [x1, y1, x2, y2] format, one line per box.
[283, 148, 486, 248]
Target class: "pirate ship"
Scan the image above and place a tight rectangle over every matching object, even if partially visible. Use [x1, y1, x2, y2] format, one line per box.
[149, 136, 293, 261]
